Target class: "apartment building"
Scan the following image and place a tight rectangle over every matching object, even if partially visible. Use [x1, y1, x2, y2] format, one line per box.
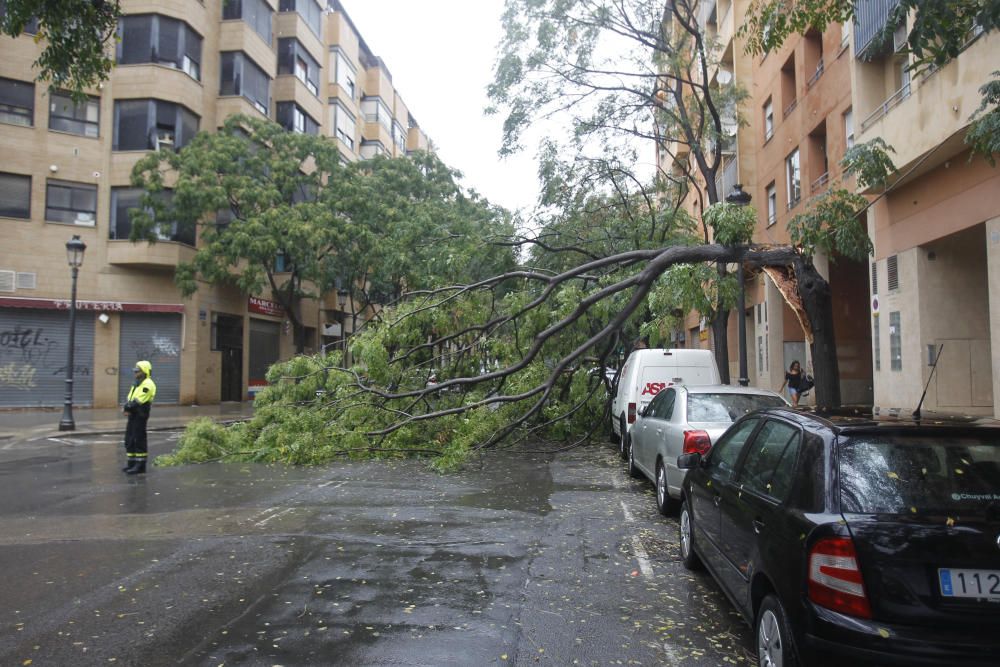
[852, 1, 1000, 416]
[0, 0, 430, 408]
[748, 12, 873, 403]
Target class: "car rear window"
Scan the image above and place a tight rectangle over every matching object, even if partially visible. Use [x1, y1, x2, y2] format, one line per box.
[686, 393, 787, 423]
[838, 434, 1000, 515]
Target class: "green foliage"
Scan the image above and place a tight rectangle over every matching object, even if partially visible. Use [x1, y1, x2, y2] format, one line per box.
[966, 71, 1000, 166]
[704, 202, 756, 246]
[842, 138, 897, 191]
[1, 0, 120, 102]
[788, 188, 872, 260]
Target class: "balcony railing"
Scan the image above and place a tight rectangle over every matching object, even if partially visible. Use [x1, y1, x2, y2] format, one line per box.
[806, 59, 825, 89]
[714, 157, 739, 201]
[860, 82, 911, 131]
[810, 171, 830, 193]
[783, 98, 798, 118]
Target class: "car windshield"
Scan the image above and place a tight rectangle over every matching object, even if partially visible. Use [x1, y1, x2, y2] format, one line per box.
[686, 393, 786, 424]
[839, 434, 1000, 515]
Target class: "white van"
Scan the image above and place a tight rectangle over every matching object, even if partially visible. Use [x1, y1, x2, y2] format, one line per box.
[610, 348, 721, 455]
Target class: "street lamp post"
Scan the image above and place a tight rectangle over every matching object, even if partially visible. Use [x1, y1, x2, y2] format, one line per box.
[59, 235, 87, 431]
[336, 287, 349, 362]
[726, 184, 752, 387]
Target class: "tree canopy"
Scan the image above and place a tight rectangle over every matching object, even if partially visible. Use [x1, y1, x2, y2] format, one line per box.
[1, 0, 121, 101]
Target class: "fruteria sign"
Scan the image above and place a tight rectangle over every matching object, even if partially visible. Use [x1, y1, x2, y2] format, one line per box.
[248, 296, 284, 317]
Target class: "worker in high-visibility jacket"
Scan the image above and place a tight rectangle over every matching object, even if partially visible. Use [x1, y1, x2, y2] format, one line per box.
[122, 360, 156, 474]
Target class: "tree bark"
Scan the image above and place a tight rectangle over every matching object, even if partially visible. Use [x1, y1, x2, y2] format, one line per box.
[794, 257, 840, 408]
[712, 261, 731, 384]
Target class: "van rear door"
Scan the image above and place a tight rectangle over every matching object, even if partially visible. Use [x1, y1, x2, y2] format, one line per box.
[673, 365, 718, 386]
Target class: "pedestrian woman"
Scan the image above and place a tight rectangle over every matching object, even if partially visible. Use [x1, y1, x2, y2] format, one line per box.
[779, 360, 803, 407]
[123, 360, 156, 474]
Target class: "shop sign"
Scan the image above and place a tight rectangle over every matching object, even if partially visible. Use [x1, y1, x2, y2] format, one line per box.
[248, 296, 284, 317]
[0, 296, 183, 313]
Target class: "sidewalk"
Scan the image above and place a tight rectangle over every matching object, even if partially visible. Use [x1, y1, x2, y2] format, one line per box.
[0, 402, 255, 446]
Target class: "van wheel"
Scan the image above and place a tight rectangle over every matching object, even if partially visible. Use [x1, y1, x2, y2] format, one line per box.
[655, 461, 673, 515]
[618, 416, 629, 460]
[756, 594, 799, 667]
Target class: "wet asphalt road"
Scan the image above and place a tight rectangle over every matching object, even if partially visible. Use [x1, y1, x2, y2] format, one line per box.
[0, 431, 753, 666]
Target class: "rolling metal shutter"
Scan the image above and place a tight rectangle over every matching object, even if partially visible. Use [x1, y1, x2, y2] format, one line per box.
[118, 313, 182, 404]
[0, 308, 94, 407]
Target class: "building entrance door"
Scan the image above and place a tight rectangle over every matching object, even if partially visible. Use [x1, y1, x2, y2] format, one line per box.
[213, 313, 243, 402]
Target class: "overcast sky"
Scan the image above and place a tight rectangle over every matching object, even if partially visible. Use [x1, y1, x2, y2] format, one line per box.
[338, 0, 542, 214]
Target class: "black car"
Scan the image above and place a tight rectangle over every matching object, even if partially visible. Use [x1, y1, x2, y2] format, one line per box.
[676, 407, 1000, 667]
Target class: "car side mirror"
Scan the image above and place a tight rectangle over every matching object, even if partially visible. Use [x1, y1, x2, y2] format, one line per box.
[677, 452, 702, 470]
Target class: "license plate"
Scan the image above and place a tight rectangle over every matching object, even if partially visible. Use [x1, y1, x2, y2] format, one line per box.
[938, 568, 1000, 601]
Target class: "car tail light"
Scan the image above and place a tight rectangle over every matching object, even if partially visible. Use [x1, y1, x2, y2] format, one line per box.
[808, 536, 872, 619]
[682, 430, 711, 455]
[627, 402, 637, 424]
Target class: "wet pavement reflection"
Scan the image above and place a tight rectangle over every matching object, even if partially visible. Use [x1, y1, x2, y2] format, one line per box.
[0, 431, 753, 665]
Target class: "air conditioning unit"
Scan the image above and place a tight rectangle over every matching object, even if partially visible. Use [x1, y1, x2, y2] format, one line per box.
[893, 23, 907, 53]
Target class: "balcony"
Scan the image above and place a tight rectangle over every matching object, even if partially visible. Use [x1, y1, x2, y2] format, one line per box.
[806, 59, 825, 89]
[855, 0, 901, 61]
[810, 172, 830, 194]
[860, 81, 911, 132]
[107, 239, 196, 269]
[783, 98, 798, 118]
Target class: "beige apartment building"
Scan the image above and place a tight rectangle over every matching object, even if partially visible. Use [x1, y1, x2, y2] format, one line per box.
[0, 0, 430, 408]
[852, 1, 1000, 416]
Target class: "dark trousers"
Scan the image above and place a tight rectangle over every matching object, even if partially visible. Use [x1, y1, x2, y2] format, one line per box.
[125, 412, 149, 462]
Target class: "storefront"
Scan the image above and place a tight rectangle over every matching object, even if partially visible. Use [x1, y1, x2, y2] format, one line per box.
[117, 312, 183, 404]
[247, 297, 284, 399]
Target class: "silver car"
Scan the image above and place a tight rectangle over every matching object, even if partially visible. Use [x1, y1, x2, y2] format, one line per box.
[627, 384, 788, 514]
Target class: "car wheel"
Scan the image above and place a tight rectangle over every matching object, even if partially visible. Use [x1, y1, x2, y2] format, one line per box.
[756, 594, 799, 667]
[627, 437, 640, 478]
[619, 416, 629, 460]
[655, 461, 673, 515]
[678, 500, 701, 570]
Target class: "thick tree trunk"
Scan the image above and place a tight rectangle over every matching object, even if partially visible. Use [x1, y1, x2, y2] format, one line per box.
[794, 258, 840, 408]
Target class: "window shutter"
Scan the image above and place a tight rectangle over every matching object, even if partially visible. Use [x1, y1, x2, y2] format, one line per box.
[870, 261, 877, 294]
[16, 272, 36, 289]
[886, 255, 898, 291]
[0, 270, 14, 292]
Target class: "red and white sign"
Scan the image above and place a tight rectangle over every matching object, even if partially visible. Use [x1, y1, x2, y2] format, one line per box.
[0, 296, 183, 313]
[248, 296, 284, 317]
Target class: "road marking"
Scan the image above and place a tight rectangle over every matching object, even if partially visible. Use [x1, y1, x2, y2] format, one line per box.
[254, 507, 294, 527]
[319, 480, 346, 489]
[620, 500, 653, 579]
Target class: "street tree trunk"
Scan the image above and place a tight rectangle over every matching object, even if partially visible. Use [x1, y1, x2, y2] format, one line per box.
[713, 307, 731, 384]
[794, 257, 840, 408]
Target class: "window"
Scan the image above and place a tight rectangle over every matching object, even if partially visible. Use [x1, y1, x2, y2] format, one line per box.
[840, 21, 850, 49]
[889, 311, 902, 371]
[276, 101, 318, 135]
[359, 140, 385, 159]
[766, 182, 776, 225]
[704, 417, 760, 480]
[279, 0, 322, 37]
[331, 103, 355, 149]
[738, 420, 800, 500]
[392, 121, 407, 152]
[222, 0, 272, 44]
[117, 14, 203, 80]
[763, 97, 773, 141]
[0, 76, 34, 126]
[46, 180, 97, 226]
[647, 388, 676, 420]
[110, 187, 193, 245]
[0, 172, 31, 218]
[873, 315, 881, 371]
[278, 38, 320, 96]
[220, 52, 271, 117]
[785, 148, 801, 209]
[0, 1, 39, 33]
[113, 99, 199, 151]
[361, 96, 393, 134]
[887, 254, 899, 290]
[332, 48, 357, 100]
[48, 91, 100, 137]
[844, 107, 854, 149]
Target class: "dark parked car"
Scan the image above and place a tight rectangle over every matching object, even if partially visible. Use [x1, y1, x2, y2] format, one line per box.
[677, 407, 1000, 666]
